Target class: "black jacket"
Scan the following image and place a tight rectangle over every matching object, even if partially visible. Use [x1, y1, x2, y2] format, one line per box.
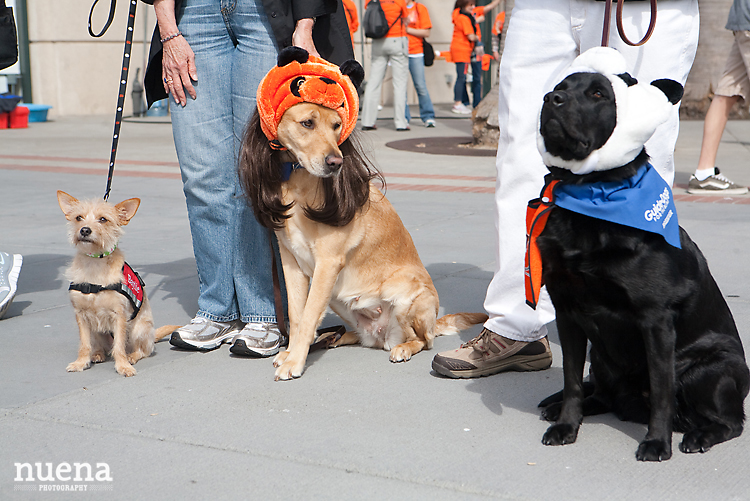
[141, 0, 354, 106]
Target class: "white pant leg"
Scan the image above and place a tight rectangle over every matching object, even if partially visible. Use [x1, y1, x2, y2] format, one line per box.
[389, 37, 409, 130]
[362, 39, 389, 127]
[483, 0, 578, 342]
[483, 0, 699, 341]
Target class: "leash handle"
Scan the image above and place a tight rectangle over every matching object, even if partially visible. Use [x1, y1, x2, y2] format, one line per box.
[602, 0, 657, 48]
[88, 0, 117, 38]
[601, 0, 612, 47]
[90, 0, 138, 201]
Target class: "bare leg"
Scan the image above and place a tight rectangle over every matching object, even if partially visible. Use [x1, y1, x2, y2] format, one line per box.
[697, 95, 741, 171]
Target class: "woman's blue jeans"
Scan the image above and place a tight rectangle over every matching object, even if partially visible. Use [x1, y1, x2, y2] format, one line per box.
[454, 61, 483, 108]
[405, 54, 435, 123]
[170, 0, 281, 323]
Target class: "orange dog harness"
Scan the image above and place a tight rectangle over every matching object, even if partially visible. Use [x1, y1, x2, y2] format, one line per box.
[525, 179, 560, 310]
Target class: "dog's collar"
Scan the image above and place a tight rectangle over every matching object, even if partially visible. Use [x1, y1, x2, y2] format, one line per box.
[85, 243, 117, 259]
[280, 162, 302, 182]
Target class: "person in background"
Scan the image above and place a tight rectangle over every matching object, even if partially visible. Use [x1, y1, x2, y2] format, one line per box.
[343, 0, 359, 52]
[142, 0, 353, 357]
[687, 0, 749, 195]
[361, 0, 410, 131]
[490, 7, 505, 62]
[405, 0, 436, 127]
[450, 0, 502, 114]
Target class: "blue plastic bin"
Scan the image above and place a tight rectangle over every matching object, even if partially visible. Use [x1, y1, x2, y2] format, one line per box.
[18, 104, 52, 122]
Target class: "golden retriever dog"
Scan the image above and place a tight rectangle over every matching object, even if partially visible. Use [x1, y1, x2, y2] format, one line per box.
[58, 191, 177, 377]
[240, 48, 487, 380]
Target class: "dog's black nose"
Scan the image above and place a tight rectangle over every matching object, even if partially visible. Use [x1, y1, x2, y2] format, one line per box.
[325, 155, 343, 168]
[545, 91, 567, 107]
[80, 227, 92, 237]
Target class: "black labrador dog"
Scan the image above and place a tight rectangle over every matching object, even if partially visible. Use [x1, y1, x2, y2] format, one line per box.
[534, 68, 749, 461]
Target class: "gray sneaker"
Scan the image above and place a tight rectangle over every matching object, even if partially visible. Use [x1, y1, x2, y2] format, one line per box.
[169, 317, 243, 351]
[0, 252, 22, 320]
[229, 322, 286, 358]
[687, 168, 748, 195]
[431, 327, 552, 379]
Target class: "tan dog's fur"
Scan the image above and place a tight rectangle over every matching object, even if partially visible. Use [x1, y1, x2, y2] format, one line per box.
[267, 103, 487, 380]
[57, 191, 177, 377]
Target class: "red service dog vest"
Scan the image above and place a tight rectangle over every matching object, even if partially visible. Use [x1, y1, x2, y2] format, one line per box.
[69, 262, 145, 320]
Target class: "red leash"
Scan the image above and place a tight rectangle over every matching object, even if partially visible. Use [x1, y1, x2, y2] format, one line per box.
[601, 0, 657, 48]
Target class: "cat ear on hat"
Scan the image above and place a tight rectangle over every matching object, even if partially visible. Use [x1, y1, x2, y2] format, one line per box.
[650, 79, 684, 105]
[277, 46, 310, 67]
[616, 72, 638, 87]
[339, 59, 365, 89]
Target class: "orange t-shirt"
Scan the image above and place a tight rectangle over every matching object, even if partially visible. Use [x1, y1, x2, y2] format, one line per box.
[343, 0, 359, 35]
[450, 8, 477, 63]
[471, 6, 485, 39]
[492, 11, 505, 36]
[406, 2, 431, 55]
[365, 0, 408, 38]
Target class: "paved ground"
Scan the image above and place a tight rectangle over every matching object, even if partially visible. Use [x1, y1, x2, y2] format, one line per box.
[1, 105, 749, 500]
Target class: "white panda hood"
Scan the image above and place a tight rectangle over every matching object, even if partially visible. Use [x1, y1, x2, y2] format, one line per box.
[537, 47, 681, 175]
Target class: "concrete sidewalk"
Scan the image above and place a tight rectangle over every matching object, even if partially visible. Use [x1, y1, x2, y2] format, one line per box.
[1, 107, 749, 500]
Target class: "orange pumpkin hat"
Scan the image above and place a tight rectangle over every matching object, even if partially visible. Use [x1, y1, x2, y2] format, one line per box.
[257, 47, 364, 150]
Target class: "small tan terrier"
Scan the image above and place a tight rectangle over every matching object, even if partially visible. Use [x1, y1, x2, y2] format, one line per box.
[57, 191, 176, 377]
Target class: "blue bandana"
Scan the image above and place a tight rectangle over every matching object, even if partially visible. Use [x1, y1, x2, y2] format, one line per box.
[553, 163, 681, 249]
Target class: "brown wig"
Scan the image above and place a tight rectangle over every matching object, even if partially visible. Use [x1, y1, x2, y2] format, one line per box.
[239, 109, 383, 231]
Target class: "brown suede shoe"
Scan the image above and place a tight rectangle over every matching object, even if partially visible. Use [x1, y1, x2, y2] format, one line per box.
[431, 328, 552, 379]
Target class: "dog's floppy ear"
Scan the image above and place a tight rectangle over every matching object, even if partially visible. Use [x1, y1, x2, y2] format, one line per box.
[650, 79, 684, 105]
[339, 59, 364, 89]
[114, 198, 141, 226]
[278, 46, 309, 67]
[57, 190, 79, 220]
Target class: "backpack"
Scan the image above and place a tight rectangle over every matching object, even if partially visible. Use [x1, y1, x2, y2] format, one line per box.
[422, 40, 434, 67]
[364, 0, 401, 39]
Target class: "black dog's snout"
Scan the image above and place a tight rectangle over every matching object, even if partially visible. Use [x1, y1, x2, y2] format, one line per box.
[545, 91, 567, 107]
[80, 227, 92, 237]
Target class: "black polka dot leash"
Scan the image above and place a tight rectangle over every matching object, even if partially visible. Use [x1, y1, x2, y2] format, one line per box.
[88, 0, 138, 201]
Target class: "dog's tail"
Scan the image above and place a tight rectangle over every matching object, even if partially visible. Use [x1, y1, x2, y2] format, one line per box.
[154, 325, 181, 342]
[435, 313, 488, 336]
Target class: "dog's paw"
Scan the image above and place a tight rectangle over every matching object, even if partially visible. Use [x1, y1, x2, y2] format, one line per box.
[115, 363, 137, 377]
[273, 350, 290, 368]
[540, 402, 562, 422]
[66, 360, 90, 372]
[91, 352, 106, 363]
[542, 423, 579, 446]
[274, 359, 305, 381]
[636, 438, 672, 462]
[679, 430, 715, 454]
[389, 345, 413, 362]
[127, 351, 146, 365]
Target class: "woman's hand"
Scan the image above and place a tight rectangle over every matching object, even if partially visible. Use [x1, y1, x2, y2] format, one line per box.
[162, 35, 197, 107]
[154, 0, 196, 107]
[292, 18, 320, 57]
